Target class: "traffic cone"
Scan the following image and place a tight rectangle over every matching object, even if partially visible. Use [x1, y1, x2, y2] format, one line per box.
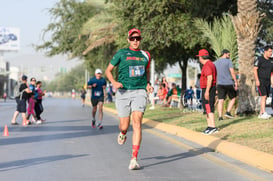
[3, 125, 9, 136]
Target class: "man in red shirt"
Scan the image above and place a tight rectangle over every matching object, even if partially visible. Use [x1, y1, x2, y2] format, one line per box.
[196, 49, 218, 134]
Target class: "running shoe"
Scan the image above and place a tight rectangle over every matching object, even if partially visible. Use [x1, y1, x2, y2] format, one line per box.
[208, 127, 218, 134]
[258, 113, 270, 119]
[97, 123, 103, 129]
[224, 112, 234, 119]
[128, 157, 140, 170]
[202, 127, 211, 135]
[218, 117, 224, 121]
[263, 112, 271, 118]
[117, 132, 127, 145]
[91, 120, 96, 128]
[202, 127, 218, 135]
[36, 120, 42, 124]
[149, 106, 155, 110]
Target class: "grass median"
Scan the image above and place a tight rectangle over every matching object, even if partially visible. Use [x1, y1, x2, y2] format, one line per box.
[104, 103, 273, 155]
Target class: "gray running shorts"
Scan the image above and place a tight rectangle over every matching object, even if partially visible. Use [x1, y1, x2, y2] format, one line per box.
[115, 89, 147, 117]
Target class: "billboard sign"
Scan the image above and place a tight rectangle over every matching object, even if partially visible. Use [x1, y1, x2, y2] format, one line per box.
[0, 27, 20, 51]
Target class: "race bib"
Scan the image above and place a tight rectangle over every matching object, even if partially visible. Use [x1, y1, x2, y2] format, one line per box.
[94, 91, 102, 96]
[129, 65, 145, 77]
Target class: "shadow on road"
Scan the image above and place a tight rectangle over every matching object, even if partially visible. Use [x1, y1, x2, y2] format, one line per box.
[0, 154, 88, 172]
[0, 125, 118, 146]
[141, 147, 213, 168]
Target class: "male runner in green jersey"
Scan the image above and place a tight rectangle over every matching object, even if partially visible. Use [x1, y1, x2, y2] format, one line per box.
[105, 28, 152, 170]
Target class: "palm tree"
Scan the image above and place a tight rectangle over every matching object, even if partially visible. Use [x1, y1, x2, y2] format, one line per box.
[231, 0, 265, 114]
[81, 1, 117, 55]
[194, 15, 238, 63]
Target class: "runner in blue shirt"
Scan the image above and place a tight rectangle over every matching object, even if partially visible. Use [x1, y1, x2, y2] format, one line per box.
[87, 69, 107, 129]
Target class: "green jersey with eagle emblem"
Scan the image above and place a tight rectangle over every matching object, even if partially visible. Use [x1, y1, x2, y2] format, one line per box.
[110, 48, 151, 90]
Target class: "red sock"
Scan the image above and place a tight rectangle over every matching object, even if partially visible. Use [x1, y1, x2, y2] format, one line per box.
[121, 130, 127, 135]
[132, 145, 140, 159]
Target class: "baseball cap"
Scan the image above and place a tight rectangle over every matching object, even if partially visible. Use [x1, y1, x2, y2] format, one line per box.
[22, 75, 28, 80]
[196, 49, 209, 57]
[95, 68, 102, 74]
[128, 28, 141, 37]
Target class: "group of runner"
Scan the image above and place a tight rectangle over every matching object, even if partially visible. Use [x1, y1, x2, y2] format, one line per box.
[11, 76, 46, 125]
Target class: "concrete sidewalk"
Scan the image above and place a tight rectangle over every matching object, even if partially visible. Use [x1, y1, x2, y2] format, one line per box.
[104, 106, 273, 173]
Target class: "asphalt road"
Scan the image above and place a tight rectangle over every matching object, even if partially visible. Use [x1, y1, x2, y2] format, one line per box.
[0, 98, 272, 181]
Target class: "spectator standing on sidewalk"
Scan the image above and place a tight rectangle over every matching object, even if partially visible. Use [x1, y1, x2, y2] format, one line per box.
[214, 49, 238, 121]
[106, 82, 113, 103]
[105, 28, 152, 170]
[253, 45, 273, 119]
[162, 77, 169, 91]
[184, 86, 194, 107]
[147, 81, 155, 109]
[195, 74, 201, 100]
[196, 49, 218, 135]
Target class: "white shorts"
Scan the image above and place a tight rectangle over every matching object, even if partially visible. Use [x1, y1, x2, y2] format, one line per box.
[115, 89, 147, 117]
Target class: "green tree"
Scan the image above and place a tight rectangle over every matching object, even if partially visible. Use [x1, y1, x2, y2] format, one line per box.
[258, 0, 273, 43]
[36, 0, 101, 58]
[45, 64, 86, 92]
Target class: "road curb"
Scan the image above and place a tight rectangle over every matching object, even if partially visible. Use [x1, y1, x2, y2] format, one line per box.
[103, 106, 273, 173]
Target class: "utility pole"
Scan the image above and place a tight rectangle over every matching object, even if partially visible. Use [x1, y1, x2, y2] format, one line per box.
[150, 59, 155, 87]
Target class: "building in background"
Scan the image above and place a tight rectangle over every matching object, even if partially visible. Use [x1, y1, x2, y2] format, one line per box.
[0, 27, 20, 98]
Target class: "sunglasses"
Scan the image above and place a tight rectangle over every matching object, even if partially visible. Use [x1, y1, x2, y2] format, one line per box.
[129, 36, 141, 41]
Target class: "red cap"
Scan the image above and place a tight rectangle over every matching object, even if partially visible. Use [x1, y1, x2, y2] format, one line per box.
[196, 49, 209, 57]
[128, 28, 141, 37]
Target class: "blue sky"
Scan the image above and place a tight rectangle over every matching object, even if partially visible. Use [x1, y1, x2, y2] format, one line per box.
[0, 0, 59, 55]
[0, 0, 81, 81]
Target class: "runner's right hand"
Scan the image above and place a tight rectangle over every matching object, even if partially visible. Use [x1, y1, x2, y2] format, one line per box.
[113, 81, 123, 89]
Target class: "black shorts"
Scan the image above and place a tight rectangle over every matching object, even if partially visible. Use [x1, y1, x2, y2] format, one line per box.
[202, 86, 216, 113]
[91, 97, 104, 107]
[217, 85, 237, 100]
[257, 79, 270, 97]
[16, 98, 27, 113]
